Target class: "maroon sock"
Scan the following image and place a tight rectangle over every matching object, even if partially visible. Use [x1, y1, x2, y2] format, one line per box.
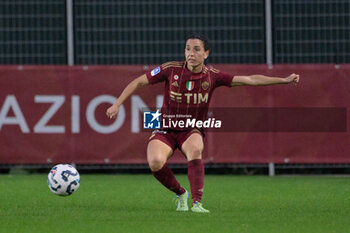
[152, 164, 185, 195]
[188, 159, 204, 203]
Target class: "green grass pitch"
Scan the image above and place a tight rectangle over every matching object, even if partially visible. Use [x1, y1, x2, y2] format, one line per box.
[0, 174, 349, 233]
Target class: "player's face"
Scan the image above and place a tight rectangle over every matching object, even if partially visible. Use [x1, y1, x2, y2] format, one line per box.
[185, 39, 209, 69]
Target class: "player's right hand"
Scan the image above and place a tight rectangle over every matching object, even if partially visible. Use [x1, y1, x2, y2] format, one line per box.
[106, 104, 119, 119]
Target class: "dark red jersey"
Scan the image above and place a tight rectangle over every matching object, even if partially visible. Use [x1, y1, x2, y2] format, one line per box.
[146, 61, 233, 129]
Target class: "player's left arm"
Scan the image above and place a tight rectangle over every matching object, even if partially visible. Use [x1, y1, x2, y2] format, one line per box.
[231, 73, 300, 86]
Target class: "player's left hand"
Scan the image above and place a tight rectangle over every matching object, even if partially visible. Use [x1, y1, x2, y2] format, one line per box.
[286, 73, 300, 85]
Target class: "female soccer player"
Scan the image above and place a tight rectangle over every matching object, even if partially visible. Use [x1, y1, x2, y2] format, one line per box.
[106, 34, 299, 213]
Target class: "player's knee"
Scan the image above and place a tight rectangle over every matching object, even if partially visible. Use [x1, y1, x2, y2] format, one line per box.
[147, 154, 166, 171]
[186, 147, 203, 160]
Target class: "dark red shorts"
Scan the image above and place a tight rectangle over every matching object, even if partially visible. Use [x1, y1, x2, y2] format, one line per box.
[148, 129, 204, 151]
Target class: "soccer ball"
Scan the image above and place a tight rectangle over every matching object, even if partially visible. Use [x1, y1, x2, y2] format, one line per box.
[48, 164, 80, 196]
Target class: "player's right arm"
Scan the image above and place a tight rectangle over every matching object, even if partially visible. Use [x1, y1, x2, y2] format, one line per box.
[106, 74, 149, 119]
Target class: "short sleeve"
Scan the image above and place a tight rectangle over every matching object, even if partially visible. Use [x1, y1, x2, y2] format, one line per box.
[212, 69, 234, 88]
[146, 65, 169, 85]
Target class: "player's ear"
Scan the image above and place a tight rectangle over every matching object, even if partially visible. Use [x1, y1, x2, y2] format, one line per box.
[204, 50, 209, 59]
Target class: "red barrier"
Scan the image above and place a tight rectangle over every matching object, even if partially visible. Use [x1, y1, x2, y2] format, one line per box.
[0, 65, 349, 164]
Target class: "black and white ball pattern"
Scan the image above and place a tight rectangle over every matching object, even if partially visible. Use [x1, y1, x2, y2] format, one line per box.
[48, 164, 80, 196]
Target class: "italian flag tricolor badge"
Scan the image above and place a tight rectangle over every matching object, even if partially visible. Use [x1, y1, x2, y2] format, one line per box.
[186, 81, 194, 91]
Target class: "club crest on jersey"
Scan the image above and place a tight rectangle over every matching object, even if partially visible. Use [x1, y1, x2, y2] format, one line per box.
[151, 67, 160, 76]
[186, 81, 194, 91]
[201, 81, 209, 90]
[172, 81, 179, 87]
[173, 75, 179, 80]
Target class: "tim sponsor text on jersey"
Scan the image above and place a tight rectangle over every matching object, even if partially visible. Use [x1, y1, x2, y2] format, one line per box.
[170, 91, 208, 104]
